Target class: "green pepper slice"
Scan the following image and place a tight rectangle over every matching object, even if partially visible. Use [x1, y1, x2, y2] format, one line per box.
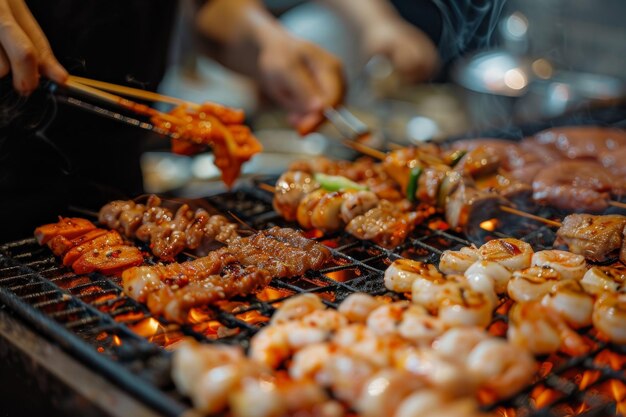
[406, 167, 423, 202]
[314, 173, 368, 192]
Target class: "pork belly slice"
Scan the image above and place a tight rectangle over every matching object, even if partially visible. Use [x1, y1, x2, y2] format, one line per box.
[556, 214, 626, 262]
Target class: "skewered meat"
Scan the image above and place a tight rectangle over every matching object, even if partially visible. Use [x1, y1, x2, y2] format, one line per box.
[345, 200, 422, 248]
[99, 196, 240, 260]
[34, 217, 96, 245]
[555, 214, 626, 262]
[532, 160, 626, 211]
[452, 138, 541, 171]
[273, 171, 320, 222]
[599, 146, 626, 177]
[533, 126, 626, 160]
[147, 265, 271, 322]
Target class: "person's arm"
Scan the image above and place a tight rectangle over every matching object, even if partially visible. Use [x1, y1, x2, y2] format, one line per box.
[0, 0, 67, 94]
[195, 0, 345, 134]
[319, 0, 439, 83]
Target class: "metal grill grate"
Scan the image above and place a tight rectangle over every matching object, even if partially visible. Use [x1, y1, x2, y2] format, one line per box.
[3, 106, 626, 416]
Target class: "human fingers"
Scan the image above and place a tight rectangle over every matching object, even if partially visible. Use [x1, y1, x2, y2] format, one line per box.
[0, 0, 38, 93]
[0, 45, 9, 78]
[9, 0, 67, 83]
[305, 46, 345, 109]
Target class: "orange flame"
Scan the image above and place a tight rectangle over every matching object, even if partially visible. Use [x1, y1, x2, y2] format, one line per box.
[530, 385, 561, 409]
[112, 335, 122, 346]
[187, 308, 215, 324]
[129, 317, 162, 338]
[578, 369, 600, 390]
[256, 287, 294, 301]
[611, 379, 626, 415]
[237, 310, 269, 325]
[480, 219, 498, 231]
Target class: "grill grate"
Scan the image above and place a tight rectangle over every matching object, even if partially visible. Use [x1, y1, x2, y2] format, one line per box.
[3, 106, 626, 416]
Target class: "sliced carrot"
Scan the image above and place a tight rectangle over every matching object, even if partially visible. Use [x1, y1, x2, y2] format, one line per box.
[34, 217, 96, 245]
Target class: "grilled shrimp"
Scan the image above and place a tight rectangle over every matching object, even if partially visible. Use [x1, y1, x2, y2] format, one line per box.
[541, 280, 594, 328]
[410, 271, 453, 312]
[366, 302, 425, 335]
[271, 293, 325, 324]
[465, 260, 512, 294]
[333, 324, 396, 368]
[592, 291, 626, 344]
[431, 327, 489, 360]
[478, 238, 533, 271]
[439, 246, 480, 275]
[397, 310, 447, 345]
[393, 346, 473, 396]
[385, 259, 443, 294]
[507, 266, 562, 302]
[508, 301, 588, 356]
[289, 343, 333, 381]
[338, 293, 384, 323]
[340, 190, 379, 224]
[354, 369, 424, 417]
[437, 281, 494, 328]
[395, 392, 483, 417]
[460, 266, 499, 308]
[581, 267, 624, 296]
[532, 250, 587, 281]
[466, 338, 536, 399]
[322, 354, 377, 403]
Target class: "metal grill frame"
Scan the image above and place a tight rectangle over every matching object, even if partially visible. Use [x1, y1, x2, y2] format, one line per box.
[2, 105, 626, 416]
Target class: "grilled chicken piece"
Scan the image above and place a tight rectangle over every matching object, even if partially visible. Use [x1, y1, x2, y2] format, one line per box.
[34, 217, 96, 245]
[146, 265, 271, 322]
[532, 160, 626, 212]
[47, 228, 108, 257]
[72, 244, 143, 275]
[273, 171, 320, 222]
[63, 231, 124, 266]
[346, 200, 422, 248]
[98, 201, 137, 231]
[533, 126, 626, 159]
[555, 214, 626, 262]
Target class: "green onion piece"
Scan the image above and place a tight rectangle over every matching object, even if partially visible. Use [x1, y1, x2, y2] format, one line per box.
[314, 173, 368, 192]
[406, 167, 423, 202]
[449, 150, 467, 167]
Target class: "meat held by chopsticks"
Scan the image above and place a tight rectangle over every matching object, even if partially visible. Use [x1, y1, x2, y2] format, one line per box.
[99, 195, 240, 261]
[151, 102, 262, 187]
[555, 214, 626, 262]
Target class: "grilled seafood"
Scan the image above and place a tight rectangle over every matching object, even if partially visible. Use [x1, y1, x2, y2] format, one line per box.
[337, 293, 385, 323]
[531, 250, 587, 281]
[384, 259, 443, 293]
[478, 238, 533, 271]
[508, 301, 588, 356]
[464, 260, 512, 294]
[592, 291, 626, 344]
[581, 267, 624, 295]
[438, 246, 479, 275]
[507, 266, 562, 303]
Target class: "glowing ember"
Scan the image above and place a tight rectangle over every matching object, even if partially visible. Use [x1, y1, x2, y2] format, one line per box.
[611, 379, 626, 415]
[480, 219, 498, 231]
[236, 310, 269, 325]
[496, 407, 516, 417]
[112, 335, 122, 346]
[129, 317, 162, 338]
[255, 287, 294, 301]
[324, 268, 361, 282]
[187, 308, 215, 324]
[303, 229, 324, 239]
[578, 369, 601, 390]
[530, 385, 561, 409]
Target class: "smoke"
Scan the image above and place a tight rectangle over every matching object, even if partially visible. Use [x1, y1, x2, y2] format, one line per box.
[432, 0, 508, 63]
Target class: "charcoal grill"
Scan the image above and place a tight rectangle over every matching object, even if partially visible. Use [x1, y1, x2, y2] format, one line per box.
[2, 106, 626, 417]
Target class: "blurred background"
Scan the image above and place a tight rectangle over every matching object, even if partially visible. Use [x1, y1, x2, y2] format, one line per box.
[144, 0, 626, 196]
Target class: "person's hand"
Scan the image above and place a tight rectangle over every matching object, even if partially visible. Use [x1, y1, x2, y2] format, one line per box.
[0, 0, 67, 94]
[361, 18, 439, 83]
[258, 34, 344, 135]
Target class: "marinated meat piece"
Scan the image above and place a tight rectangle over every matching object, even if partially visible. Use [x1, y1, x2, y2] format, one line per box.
[311, 192, 345, 233]
[72, 244, 143, 275]
[118, 204, 147, 236]
[452, 138, 541, 170]
[34, 217, 96, 245]
[346, 200, 422, 248]
[532, 160, 626, 212]
[507, 162, 544, 185]
[273, 171, 320, 222]
[98, 201, 136, 230]
[262, 227, 331, 267]
[454, 145, 500, 177]
[534, 126, 626, 159]
[47, 228, 108, 257]
[599, 147, 626, 177]
[555, 214, 626, 262]
[519, 139, 565, 164]
[146, 266, 271, 322]
[415, 166, 449, 206]
[63, 231, 124, 266]
[206, 215, 239, 244]
[475, 173, 533, 209]
[122, 248, 238, 301]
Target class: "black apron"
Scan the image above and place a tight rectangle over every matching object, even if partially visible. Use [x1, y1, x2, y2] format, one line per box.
[0, 1, 176, 241]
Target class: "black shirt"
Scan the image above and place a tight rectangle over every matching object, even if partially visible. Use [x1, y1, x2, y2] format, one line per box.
[0, 1, 177, 241]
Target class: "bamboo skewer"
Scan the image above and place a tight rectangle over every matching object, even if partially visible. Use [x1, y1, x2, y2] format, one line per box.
[499, 206, 562, 227]
[68, 75, 199, 108]
[609, 201, 626, 210]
